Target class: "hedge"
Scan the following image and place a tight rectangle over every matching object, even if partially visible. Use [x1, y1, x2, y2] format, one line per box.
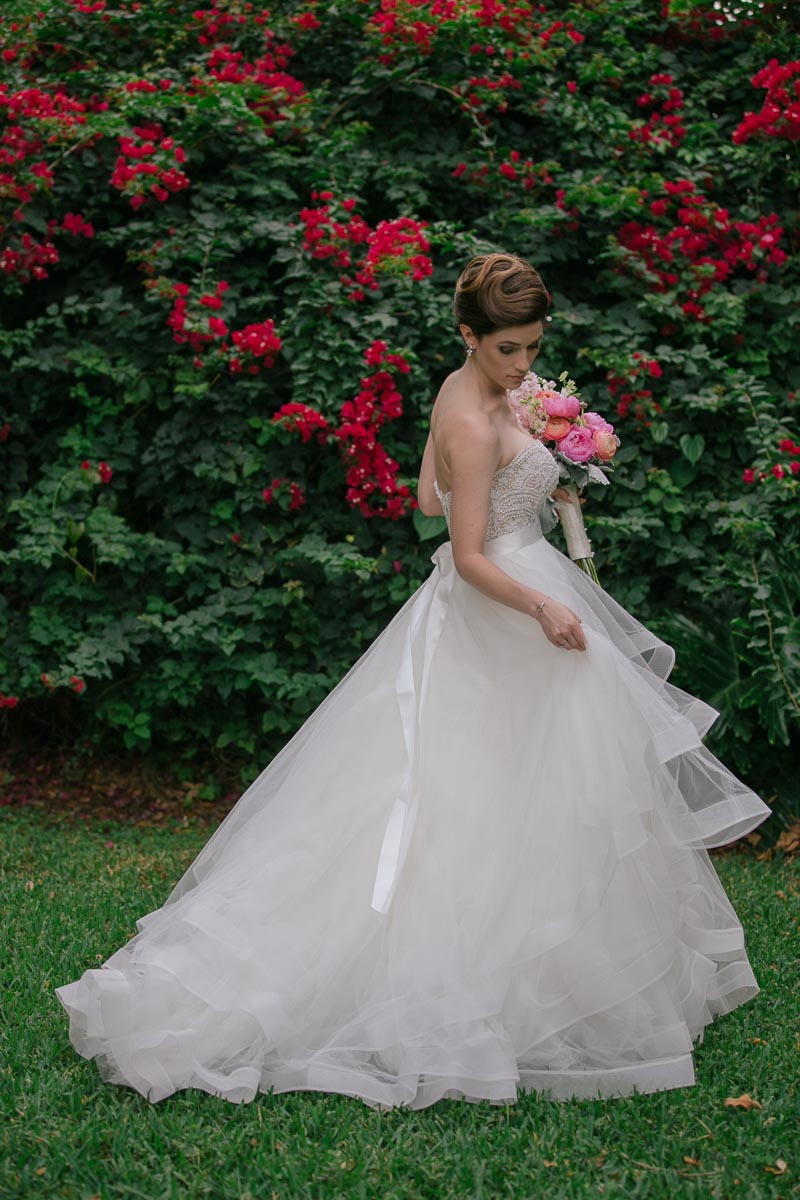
[0, 0, 798, 819]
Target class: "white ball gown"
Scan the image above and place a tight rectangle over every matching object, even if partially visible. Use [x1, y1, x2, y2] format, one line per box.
[55, 437, 771, 1109]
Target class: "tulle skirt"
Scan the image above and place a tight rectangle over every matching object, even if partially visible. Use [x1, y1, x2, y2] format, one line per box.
[55, 517, 770, 1108]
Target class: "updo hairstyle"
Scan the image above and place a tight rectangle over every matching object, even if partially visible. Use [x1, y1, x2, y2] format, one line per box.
[453, 252, 549, 336]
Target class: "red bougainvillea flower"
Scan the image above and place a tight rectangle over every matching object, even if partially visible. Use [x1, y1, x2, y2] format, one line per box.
[98, 461, 113, 483]
[229, 319, 282, 374]
[158, 275, 279, 373]
[366, 1, 585, 69]
[194, 15, 309, 136]
[61, 212, 95, 238]
[299, 195, 432, 298]
[272, 403, 331, 444]
[733, 58, 800, 144]
[606, 353, 665, 424]
[0, 692, 19, 708]
[331, 342, 414, 519]
[69, 676, 85, 693]
[110, 122, 190, 209]
[0, 230, 60, 283]
[269, 341, 414, 519]
[629, 72, 686, 149]
[615, 179, 786, 321]
[262, 476, 306, 510]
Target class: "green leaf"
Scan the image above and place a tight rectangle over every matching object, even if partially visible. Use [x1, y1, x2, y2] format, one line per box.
[413, 509, 447, 542]
[679, 434, 705, 465]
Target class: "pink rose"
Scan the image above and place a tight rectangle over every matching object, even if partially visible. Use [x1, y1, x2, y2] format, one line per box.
[558, 425, 595, 462]
[543, 417, 572, 441]
[542, 390, 580, 419]
[593, 428, 617, 461]
[584, 411, 614, 433]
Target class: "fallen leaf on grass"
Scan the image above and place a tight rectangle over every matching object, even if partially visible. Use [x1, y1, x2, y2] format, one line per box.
[774, 819, 800, 859]
[724, 1093, 762, 1110]
[683, 1157, 700, 1166]
[765, 1160, 788, 1175]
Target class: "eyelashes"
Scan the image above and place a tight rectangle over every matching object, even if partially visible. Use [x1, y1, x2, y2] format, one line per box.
[499, 345, 541, 354]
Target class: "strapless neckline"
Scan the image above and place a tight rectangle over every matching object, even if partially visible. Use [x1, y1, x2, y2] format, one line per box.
[434, 441, 540, 498]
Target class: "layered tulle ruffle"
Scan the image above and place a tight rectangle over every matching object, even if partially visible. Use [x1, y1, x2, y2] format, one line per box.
[56, 518, 770, 1108]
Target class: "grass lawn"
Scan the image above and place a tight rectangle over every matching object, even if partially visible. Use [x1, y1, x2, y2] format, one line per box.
[1, 807, 797, 1200]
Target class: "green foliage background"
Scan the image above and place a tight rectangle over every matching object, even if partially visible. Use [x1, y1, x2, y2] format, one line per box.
[0, 0, 798, 818]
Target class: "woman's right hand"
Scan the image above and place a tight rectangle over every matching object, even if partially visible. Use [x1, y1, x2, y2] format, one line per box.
[533, 596, 587, 652]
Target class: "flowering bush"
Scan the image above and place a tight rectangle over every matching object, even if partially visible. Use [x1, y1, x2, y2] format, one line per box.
[0, 0, 798, 818]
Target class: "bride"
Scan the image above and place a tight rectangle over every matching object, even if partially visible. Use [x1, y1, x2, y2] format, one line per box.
[56, 252, 770, 1110]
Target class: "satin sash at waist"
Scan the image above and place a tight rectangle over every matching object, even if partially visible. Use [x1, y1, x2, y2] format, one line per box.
[369, 517, 545, 915]
[483, 517, 545, 560]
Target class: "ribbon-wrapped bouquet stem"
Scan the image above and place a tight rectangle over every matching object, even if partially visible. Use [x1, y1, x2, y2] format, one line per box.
[507, 371, 619, 583]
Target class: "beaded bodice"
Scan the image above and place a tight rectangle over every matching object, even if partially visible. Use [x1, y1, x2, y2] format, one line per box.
[432, 439, 560, 542]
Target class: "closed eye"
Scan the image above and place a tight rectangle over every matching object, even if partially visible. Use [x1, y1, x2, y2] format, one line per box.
[499, 342, 542, 354]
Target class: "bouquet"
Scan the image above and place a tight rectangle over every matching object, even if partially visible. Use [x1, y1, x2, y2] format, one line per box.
[507, 371, 619, 582]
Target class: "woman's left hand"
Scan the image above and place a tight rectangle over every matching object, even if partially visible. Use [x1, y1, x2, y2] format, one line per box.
[552, 486, 584, 504]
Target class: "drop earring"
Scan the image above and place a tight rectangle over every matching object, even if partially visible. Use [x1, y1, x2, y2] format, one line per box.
[466, 344, 474, 357]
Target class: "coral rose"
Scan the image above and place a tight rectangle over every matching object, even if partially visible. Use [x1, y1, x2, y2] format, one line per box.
[542, 390, 580, 419]
[559, 425, 595, 462]
[543, 417, 572, 441]
[593, 429, 618, 461]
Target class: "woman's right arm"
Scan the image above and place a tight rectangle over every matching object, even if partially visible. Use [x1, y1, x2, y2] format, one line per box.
[448, 420, 586, 651]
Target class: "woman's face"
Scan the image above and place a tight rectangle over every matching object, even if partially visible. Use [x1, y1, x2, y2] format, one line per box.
[459, 320, 545, 394]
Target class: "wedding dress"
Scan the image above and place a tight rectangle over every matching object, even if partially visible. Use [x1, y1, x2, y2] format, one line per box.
[55, 437, 771, 1109]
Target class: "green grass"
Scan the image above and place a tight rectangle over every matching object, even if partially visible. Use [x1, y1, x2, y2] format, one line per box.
[1, 807, 797, 1200]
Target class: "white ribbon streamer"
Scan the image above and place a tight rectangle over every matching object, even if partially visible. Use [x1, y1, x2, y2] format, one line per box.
[370, 518, 545, 915]
[554, 483, 593, 561]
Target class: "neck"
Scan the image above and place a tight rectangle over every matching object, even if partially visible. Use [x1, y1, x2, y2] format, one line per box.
[464, 358, 507, 405]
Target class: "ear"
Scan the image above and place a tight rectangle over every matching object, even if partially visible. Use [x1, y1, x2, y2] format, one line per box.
[458, 322, 477, 347]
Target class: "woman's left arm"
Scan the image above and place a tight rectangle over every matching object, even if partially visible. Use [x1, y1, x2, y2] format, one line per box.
[417, 430, 444, 516]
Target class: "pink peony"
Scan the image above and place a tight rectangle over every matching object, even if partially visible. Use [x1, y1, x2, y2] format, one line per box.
[542, 390, 580, 419]
[593, 429, 618, 461]
[584, 411, 614, 433]
[543, 417, 572, 441]
[559, 425, 596, 462]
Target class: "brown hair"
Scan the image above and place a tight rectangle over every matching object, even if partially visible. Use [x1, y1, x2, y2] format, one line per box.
[453, 252, 549, 336]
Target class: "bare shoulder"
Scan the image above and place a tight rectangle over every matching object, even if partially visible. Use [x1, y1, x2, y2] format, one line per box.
[432, 372, 499, 458]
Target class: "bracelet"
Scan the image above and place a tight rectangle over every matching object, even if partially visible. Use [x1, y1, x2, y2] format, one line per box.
[534, 600, 546, 619]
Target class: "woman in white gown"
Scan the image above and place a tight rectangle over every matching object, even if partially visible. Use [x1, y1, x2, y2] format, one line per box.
[56, 253, 770, 1109]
